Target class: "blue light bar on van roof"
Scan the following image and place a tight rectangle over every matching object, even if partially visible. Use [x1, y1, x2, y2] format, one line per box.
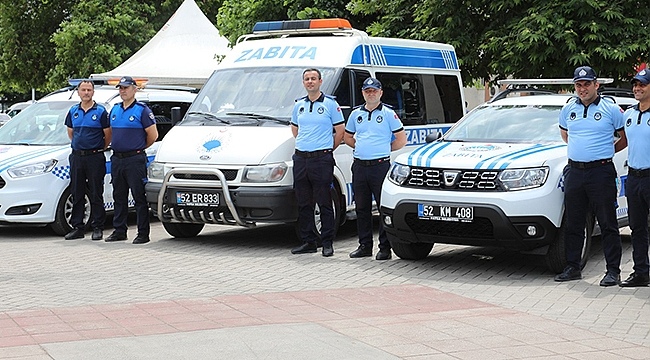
[252, 18, 352, 33]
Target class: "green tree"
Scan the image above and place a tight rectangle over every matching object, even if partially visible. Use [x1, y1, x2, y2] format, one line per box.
[350, 0, 650, 85]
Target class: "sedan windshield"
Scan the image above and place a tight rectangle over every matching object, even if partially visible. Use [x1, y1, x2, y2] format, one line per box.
[184, 67, 338, 125]
[0, 101, 76, 146]
[444, 104, 564, 143]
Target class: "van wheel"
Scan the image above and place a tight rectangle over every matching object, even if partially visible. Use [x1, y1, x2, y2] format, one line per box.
[294, 186, 342, 245]
[51, 188, 90, 236]
[545, 212, 594, 273]
[163, 222, 204, 238]
[391, 241, 434, 260]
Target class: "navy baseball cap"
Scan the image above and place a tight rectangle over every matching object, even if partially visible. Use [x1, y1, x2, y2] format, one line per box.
[631, 69, 650, 85]
[362, 77, 382, 90]
[116, 76, 137, 87]
[573, 66, 597, 82]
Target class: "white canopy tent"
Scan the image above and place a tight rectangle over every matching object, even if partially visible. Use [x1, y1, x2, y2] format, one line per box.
[91, 0, 230, 88]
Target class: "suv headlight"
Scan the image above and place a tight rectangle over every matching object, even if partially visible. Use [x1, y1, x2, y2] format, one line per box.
[388, 163, 410, 185]
[242, 163, 288, 183]
[499, 167, 548, 191]
[148, 161, 164, 180]
[7, 159, 58, 178]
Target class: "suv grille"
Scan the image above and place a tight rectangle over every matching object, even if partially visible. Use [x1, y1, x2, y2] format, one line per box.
[406, 167, 502, 191]
[0, 175, 5, 189]
[173, 170, 238, 181]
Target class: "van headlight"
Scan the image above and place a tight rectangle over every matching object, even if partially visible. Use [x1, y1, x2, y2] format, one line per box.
[388, 163, 410, 185]
[499, 167, 548, 191]
[7, 159, 58, 178]
[148, 161, 164, 180]
[243, 163, 288, 182]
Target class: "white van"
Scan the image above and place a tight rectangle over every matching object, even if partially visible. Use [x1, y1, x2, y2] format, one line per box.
[146, 18, 466, 238]
[0, 81, 196, 235]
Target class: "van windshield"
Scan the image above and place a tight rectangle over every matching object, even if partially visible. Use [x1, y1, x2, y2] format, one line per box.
[185, 67, 338, 125]
[0, 101, 75, 146]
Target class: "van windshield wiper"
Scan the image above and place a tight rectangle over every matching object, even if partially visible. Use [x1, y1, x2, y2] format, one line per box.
[226, 112, 290, 126]
[186, 111, 230, 124]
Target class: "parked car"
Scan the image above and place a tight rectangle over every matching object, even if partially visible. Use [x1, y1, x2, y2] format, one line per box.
[6, 101, 34, 117]
[380, 89, 635, 272]
[0, 113, 10, 127]
[0, 81, 196, 235]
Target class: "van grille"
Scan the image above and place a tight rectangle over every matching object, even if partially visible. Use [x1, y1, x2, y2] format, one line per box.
[173, 170, 238, 181]
[405, 167, 501, 191]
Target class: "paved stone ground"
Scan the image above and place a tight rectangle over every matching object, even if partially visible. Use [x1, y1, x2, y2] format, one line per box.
[0, 218, 648, 358]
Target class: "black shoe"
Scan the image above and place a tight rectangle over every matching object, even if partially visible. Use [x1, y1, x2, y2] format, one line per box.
[291, 242, 317, 254]
[64, 228, 85, 240]
[554, 266, 582, 282]
[133, 234, 150, 244]
[600, 272, 621, 287]
[376, 249, 392, 261]
[322, 244, 334, 257]
[91, 229, 103, 241]
[619, 272, 650, 287]
[349, 245, 372, 258]
[105, 231, 127, 242]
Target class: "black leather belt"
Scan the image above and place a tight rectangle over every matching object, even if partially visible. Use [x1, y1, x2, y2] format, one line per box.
[295, 149, 333, 158]
[354, 157, 391, 166]
[629, 168, 650, 177]
[72, 149, 104, 156]
[568, 158, 612, 169]
[113, 150, 145, 158]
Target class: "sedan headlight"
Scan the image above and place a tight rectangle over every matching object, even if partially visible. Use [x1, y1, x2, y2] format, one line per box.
[499, 167, 548, 191]
[148, 161, 164, 180]
[388, 163, 410, 185]
[7, 159, 58, 178]
[242, 163, 288, 183]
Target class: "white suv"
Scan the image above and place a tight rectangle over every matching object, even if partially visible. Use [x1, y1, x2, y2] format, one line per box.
[0, 82, 196, 235]
[380, 90, 634, 272]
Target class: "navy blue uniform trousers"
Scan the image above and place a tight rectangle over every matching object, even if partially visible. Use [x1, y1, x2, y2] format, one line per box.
[69, 152, 106, 230]
[625, 174, 650, 275]
[292, 152, 335, 247]
[564, 163, 621, 273]
[110, 152, 150, 236]
[352, 160, 391, 250]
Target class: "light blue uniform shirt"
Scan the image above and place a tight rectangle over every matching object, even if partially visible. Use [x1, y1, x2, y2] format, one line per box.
[558, 96, 625, 162]
[345, 103, 404, 160]
[624, 103, 650, 170]
[291, 93, 344, 152]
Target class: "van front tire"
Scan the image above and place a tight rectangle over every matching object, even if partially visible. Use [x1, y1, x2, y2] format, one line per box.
[51, 188, 90, 236]
[163, 222, 204, 238]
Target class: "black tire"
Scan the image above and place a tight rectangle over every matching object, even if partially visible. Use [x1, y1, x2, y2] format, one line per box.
[293, 185, 342, 245]
[391, 241, 434, 260]
[51, 188, 90, 236]
[545, 212, 595, 273]
[162, 222, 204, 238]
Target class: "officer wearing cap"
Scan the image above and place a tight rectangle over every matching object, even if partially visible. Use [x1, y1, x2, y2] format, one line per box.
[620, 69, 650, 287]
[63, 80, 111, 241]
[105, 76, 158, 245]
[345, 77, 406, 260]
[290, 68, 345, 257]
[556, 66, 627, 286]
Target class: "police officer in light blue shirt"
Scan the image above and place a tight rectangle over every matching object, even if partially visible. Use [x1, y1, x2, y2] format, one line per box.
[290, 68, 345, 257]
[621, 69, 650, 287]
[556, 66, 627, 286]
[344, 77, 406, 260]
[63, 80, 111, 241]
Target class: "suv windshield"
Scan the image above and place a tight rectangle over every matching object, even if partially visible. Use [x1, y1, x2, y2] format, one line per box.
[444, 104, 565, 143]
[0, 101, 76, 145]
[185, 67, 338, 125]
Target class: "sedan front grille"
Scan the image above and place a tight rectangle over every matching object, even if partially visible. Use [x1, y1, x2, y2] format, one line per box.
[406, 167, 501, 191]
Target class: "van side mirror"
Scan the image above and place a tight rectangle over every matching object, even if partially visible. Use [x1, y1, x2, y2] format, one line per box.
[425, 132, 442, 143]
[171, 107, 181, 125]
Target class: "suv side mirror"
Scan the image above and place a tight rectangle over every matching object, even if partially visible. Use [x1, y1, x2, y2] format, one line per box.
[171, 107, 181, 125]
